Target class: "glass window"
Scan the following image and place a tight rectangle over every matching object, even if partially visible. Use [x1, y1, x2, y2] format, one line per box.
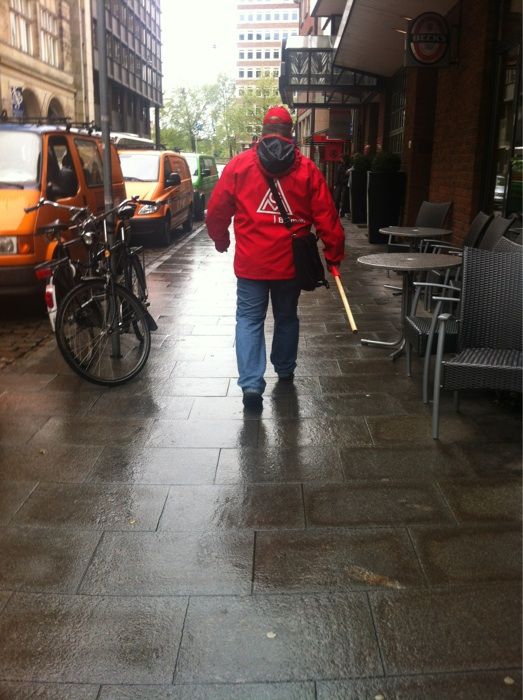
[256, 50, 261, 59]
[256, 13, 261, 21]
[239, 69, 244, 78]
[265, 12, 270, 20]
[75, 139, 104, 187]
[119, 152, 160, 182]
[247, 50, 253, 59]
[264, 50, 270, 59]
[256, 33, 262, 41]
[492, 43, 522, 218]
[273, 49, 279, 59]
[265, 31, 270, 40]
[239, 50, 244, 59]
[247, 69, 253, 78]
[9, 0, 33, 54]
[274, 12, 280, 20]
[283, 12, 288, 20]
[0, 130, 40, 187]
[274, 31, 279, 40]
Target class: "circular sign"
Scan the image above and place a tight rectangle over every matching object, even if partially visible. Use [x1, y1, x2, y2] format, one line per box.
[408, 12, 449, 65]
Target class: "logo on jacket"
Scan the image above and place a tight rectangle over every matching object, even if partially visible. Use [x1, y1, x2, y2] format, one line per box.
[257, 181, 293, 216]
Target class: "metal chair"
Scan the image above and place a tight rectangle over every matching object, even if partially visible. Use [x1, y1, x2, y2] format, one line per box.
[478, 214, 518, 250]
[432, 247, 522, 439]
[425, 210, 492, 254]
[404, 279, 460, 404]
[387, 200, 452, 252]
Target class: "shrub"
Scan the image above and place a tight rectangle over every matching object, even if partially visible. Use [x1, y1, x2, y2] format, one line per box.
[371, 151, 401, 173]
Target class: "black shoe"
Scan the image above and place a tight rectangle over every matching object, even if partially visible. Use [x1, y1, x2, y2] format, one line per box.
[242, 390, 263, 411]
[277, 373, 294, 382]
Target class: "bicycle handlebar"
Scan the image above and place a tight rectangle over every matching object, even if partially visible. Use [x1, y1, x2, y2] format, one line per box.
[25, 195, 160, 232]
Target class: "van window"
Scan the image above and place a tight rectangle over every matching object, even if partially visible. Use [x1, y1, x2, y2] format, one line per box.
[183, 154, 198, 177]
[171, 156, 189, 179]
[75, 139, 104, 187]
[163, 156, 171, 179]
[0, 130, 41, 187]
[119, 152, 160, 181]
[48, 136, 78, 197]
[203, 157, 216, 175]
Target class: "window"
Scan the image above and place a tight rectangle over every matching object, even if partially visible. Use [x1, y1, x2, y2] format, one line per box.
[255, 69, 261, 77]
[247, 13, 253, 21]
[283, 12, 288, 20]
[264, 50, 270, 59]
[9, 0, 33, 54]
[256, 50, 261, 59]
[75, 139, 104, 187]
[292, 11, 298, 20]
[273, 49, 279, 59]
[239, 33, 245, 41]
[256, 13, 261, 21]
[239, 69, 244, 78]
[247, 32, 253, 40]
[265, 31, 270, 40]
[239, 13, 244, 21]
[272, 68, 278, 77]
[40, 2, 60, 66]
[247, 69, 253, 78]
[274, 31, 279, 40]
[239, 50, 244, 59]
[283, 32, 288, 40]
[256, 33, 262, 41]
[265, 12, 270, 20]
[247, 50, 253, 59]
[274, 12, 280, 20]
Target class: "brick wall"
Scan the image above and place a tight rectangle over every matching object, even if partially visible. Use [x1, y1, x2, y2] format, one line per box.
[430, 0, 497, 243]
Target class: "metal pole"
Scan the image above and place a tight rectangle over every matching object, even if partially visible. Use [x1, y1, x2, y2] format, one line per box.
[96, 0, 112, 210]
[154, 107, 160, 148]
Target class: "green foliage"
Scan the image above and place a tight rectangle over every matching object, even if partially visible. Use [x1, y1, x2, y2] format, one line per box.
[159, 74, 285, 158]
[351, 153, 372, 172]
[371, 151, 401, 173]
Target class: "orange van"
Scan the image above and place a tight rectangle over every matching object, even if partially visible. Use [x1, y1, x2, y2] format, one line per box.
[118, 149, 194, 245]
[0, 122, 126, 296]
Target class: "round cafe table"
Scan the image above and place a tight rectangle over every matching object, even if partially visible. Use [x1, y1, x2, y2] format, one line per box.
[379, 226, 452, 251]
[357, 252, 462, 359]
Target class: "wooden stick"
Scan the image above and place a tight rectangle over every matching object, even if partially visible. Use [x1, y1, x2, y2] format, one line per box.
[334, 274, 358, 333]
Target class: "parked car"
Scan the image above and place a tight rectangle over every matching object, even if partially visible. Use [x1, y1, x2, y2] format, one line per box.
[181, 152, 219, 220]
[0, 121, 126, 296]
[118, 149, 194, 245]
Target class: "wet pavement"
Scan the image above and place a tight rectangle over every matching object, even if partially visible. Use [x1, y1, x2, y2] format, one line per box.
[0, 219, 521, 698]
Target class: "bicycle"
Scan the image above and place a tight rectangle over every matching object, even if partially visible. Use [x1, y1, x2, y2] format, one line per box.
[27, 196, 156, 332]
[27, 197, 158, 385]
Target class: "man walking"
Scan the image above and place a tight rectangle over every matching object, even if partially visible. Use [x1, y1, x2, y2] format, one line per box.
[206, 106, 345, 410]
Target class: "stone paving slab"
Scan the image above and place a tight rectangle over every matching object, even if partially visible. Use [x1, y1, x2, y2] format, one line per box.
[0, 221, 520, 695]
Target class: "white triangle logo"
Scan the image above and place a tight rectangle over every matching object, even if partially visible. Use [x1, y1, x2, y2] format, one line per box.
[257, 180, 293, 216]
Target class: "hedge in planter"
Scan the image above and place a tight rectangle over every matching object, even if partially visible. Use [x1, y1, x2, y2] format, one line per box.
[367, 151, 406, 244]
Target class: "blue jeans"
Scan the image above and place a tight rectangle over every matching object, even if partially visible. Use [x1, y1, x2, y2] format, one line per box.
[236, 278, 301, 394]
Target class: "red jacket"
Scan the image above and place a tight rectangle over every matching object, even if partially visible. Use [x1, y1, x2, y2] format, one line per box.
[206, 140, 345, 280]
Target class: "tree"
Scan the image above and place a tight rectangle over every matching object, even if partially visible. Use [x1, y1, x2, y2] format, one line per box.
[160, 86, 213, 151]
[159, 75, 284, 157]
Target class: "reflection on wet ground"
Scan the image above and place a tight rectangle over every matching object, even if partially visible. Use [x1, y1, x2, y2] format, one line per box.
[0, 221, 521, 697]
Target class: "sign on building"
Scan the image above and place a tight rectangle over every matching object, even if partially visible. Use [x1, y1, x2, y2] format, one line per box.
[405, 13, 450, 68]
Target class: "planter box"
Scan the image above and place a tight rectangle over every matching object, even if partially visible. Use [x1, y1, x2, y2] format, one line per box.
[367, 171, 407, 244]
[349, 169, 367, 224]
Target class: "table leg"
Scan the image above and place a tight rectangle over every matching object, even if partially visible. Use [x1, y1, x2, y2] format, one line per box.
[361, 271, 407, 350]
[361, 271, 411, 359]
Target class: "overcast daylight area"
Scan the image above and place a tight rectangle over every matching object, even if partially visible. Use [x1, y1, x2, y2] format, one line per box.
[161, 0, 237, 90]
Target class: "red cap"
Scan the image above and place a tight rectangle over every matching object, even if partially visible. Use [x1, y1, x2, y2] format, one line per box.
[262, 106, 293, 127]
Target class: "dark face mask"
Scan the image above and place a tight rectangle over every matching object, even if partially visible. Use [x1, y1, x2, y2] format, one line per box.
[257, 136, 296, 175]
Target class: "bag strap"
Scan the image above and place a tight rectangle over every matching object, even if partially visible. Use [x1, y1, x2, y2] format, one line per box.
[266, 177, 293, 231]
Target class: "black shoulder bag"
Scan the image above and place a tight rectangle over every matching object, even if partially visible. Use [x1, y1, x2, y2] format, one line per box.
[266, 177, 329, 292]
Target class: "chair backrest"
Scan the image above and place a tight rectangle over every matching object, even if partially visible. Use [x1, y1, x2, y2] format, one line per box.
[478, 214, 517, 250]
[493, 235, 522, 253]
[459, 247, 522, 351]
[414, 201, 452, 228]
[463, 211, 493, 247]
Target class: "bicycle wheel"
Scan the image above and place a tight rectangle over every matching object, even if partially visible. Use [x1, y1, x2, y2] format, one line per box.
[56, 279, 151, 386]
[124, 251, 147, 303]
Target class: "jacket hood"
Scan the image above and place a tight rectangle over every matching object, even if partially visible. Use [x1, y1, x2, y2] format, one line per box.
[256, 136, 298, 177]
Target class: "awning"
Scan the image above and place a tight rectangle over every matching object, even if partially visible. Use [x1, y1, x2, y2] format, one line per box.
[279, 35, 382, 108]
[334, 0, 458, 77]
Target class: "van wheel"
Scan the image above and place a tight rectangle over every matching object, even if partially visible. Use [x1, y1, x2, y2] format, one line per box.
[158, 216, 171, 246]
[194, 194, 204, 221]
[182, 207, 193, 232]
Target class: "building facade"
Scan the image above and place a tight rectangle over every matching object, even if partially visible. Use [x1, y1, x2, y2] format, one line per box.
[0, 0, 162, 138]
[280, 0, 522, 242]
[0, 0, 76, 119]
[236, 0, 299, 97]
